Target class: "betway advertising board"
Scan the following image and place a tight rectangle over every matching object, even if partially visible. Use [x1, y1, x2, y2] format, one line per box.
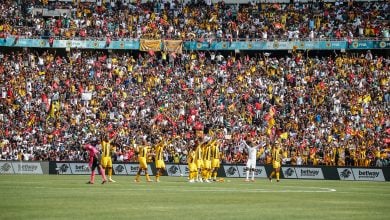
[0, 162, 43, 174]
[281, 167, 324, 179]
[223, 165, 267, 178]
[337, 168, 385, 181]
[352, 168, 385, 181]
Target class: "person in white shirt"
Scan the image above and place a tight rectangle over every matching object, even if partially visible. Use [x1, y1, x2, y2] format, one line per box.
[240, 138, 262, 182]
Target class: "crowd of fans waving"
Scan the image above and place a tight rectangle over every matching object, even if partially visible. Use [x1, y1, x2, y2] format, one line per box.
[0, 47, 388, 167]
[0, 0, 389, 167]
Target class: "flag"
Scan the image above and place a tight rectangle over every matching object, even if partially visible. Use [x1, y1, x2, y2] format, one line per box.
[280, 132, 288, 140]
[163, 40, 183, 54]
[140, 39, 161, 51]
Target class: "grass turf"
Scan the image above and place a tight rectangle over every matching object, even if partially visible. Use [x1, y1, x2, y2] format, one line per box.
[0, 175, 389, 220]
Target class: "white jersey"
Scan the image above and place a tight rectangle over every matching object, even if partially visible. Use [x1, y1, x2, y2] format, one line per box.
[240, 140, 261, 168]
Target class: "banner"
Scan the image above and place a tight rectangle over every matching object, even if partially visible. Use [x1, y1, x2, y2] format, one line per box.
[139, 39, 161, 51]
[337, 168, 355, 181]
[282, 167, 298, 179]
[11, 162, 43, 174]
[352, 168, 385, 181]
[163, 40, 183, 54]
[0, 162, 15, 174]
[0, 38, 388, 51]
[295, 167, 324, 179]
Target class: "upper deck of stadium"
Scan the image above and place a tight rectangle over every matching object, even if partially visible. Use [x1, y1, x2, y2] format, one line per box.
[0, 0, 388, 50]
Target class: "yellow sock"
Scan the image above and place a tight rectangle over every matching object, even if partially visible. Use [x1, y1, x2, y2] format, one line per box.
[270, 171, 275, 178]
[135, 174, 140, 181]
[146, 174, 151, 181]
[213, 171, 217, 179]
[276, 172, 280, 181]
[108, 168, 112, 178]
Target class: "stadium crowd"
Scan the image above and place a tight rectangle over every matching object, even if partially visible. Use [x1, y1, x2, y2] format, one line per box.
[0, 0, 389, 168]
[0, 47, 388, 167]
[0, 0, 389, 41]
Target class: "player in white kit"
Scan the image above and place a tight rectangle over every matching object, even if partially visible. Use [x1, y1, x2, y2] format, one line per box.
[240, 138, 262, 182]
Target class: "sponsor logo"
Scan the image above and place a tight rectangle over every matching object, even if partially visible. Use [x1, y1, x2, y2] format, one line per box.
[300, 169, 319, 176]
[17, 164, 38, 172]
[168, 165, 179, 174]
[284, 168, 295, 177]
[125, 164, 153, 176]
[358, 170, 380, 179]
[281, 167, 297, 178]
[236, 165, 267, 178]
[128, 165, 139, 172]
[115, 165, 126, 174]
[226, 166, 237, 176]
[340, 169, 352, 178]
[337, 168, 354, 180]
[1, 163, 12, 172]
[295, 167, 324, 179]
[254, 168, 262, 175]
[73, 164, 90, 173]
[352, 169, 385, 181]
[59, 164, 69, 173]
[12, 162, 43, 174]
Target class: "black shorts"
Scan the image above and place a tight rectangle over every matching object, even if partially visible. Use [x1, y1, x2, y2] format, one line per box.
[91, 156, 101, 172]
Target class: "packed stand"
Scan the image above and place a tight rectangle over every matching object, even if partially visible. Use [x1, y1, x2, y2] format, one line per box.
[0, 47, 389, 167]
[0, 0, 389, 41]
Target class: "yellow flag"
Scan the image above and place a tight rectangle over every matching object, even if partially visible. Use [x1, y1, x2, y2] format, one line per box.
[140, 39, 161, 51]
[280, 132, 288, 140]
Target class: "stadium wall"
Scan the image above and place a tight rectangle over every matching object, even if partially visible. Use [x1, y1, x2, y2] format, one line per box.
[1, 161, 389, 181]
[20, 161, 387, 182]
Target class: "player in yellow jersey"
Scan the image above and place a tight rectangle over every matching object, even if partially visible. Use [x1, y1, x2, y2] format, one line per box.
[268, 140, 283, 182]
[135, 139, 152, 182]
[194, 139, 204, 182]
[187, 145, 198, 183]
[154, 136, 171, 182]
[100, 134, 116, 182]
[202, 137, 212, 183]
[210, 139, 221, 182]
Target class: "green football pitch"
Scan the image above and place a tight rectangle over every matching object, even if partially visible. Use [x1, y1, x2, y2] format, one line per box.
[0, 175, 389, 220]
